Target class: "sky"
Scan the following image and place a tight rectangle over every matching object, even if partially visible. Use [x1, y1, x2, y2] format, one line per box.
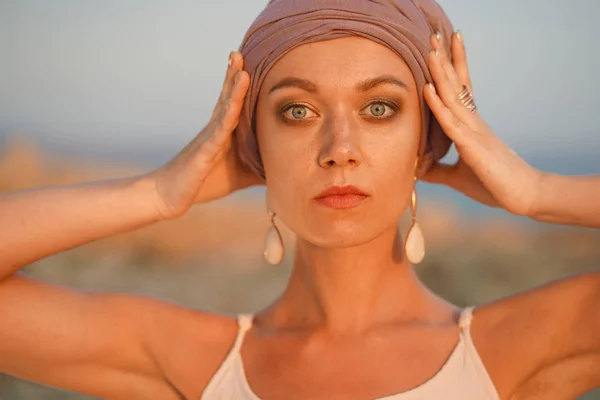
[1, 0, 599, 175]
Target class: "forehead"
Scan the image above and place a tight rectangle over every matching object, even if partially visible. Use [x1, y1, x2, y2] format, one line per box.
[262, 36, 415, 90]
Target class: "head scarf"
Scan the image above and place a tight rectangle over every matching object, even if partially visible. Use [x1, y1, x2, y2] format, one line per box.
[235, 0, 454, 179]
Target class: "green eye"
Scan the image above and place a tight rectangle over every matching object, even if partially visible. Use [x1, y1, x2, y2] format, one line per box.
[292, 107, 306, 119]
[290, 106, 307, 119]
[281, 104, 314, 121]
[363, 100, 399, 119]
[370, 103, 387, 117]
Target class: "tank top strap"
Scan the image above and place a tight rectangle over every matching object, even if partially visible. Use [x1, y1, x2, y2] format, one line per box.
[200, 314, 256, 398]
[216, 313, 254, 369]
[458, 306, 475, 335]
[231, 313, 254, 352]
[456, 306, 501, 399]
[238, 313, 254, 331]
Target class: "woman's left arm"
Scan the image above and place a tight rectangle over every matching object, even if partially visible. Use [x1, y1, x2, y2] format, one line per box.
[531, 173, 600, 227]
[425, 31, 600, 394]
[422, 31, 600, 228]
[476, 272, 600, 398]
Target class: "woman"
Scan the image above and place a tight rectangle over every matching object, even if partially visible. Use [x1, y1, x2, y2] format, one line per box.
[1, 0, 599, 399]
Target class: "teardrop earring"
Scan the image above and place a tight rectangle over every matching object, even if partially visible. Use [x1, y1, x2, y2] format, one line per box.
[264, 205, 284, 265]
[405, 179, 426, 265]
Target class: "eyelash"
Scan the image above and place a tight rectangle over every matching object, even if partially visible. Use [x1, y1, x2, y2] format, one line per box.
[279, 99, 400, 123]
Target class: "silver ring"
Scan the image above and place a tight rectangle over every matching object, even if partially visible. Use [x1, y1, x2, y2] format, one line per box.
[457, 85, 477, 113]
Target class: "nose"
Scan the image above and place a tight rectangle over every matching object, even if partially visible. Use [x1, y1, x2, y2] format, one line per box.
[318, 116, 363, 169]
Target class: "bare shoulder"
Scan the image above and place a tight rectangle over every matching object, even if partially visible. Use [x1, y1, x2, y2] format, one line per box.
[0, 274, 239, 399]
[140, 297, 240, 397]
[470, 271, 600, 399]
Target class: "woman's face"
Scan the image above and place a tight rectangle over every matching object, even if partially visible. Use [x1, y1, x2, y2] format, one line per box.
[255, 37, 421, 248]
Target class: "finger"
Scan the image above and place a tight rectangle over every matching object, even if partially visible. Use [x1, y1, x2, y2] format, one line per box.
[424, 82, 474, 146]
[220, 70, 249, 133]
[430, 33, 463, 93]
[428, 47, 483, 128]
[451, 31, 473, 91]
[202, 71, 250, 159]
[427, 48, 475, 124]
[428, 34, 461, 103]
[211, 51, 244, 121]
[439, 32, 478, 117]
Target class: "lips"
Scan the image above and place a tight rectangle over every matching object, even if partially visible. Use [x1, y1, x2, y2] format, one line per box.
[314, 185, 369, 210]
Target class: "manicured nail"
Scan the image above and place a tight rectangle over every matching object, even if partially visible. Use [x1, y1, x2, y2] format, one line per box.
[428, 83, 436, 94]
[435, 32, 442, 42]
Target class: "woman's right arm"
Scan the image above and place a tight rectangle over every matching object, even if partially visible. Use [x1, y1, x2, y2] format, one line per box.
[0, 52, 256, 399]
[0, 176, 160, 279]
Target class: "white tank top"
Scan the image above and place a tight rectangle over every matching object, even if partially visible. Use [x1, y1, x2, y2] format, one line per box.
[201, 307, 500, 399]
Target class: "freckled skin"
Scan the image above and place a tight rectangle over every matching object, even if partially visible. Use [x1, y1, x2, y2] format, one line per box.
[256, 37, 422, 248]
[1, 33, 599, 400]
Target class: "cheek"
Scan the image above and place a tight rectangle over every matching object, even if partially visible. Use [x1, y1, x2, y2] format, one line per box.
[255, 104, 309, 214]
[365, 99, 422, 219]
[369, 100, 421, 177]
[256, 106, 295, 181]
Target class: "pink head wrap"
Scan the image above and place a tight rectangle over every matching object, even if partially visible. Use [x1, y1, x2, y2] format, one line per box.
[235, 0, 454, 179]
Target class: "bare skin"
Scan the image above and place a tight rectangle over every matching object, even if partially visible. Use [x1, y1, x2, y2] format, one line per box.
[0, 33, 599, 400]
[422, 33, 600, 229]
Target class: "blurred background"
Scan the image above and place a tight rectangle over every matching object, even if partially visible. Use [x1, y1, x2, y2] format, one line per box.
[1, 0, 599, 398]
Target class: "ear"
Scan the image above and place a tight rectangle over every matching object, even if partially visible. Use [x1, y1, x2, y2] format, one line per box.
[415, 151, 434, 180]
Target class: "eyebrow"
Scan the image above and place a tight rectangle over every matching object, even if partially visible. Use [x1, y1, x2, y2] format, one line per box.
[268, 77, 318, 95]
[267, 75, 408, 96]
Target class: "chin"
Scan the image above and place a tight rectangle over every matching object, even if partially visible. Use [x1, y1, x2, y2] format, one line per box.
[300, 217, 388, 248]
[307, 234, 375, 249]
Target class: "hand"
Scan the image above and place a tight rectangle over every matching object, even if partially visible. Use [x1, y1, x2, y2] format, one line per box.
[149, 52, 263, 220]
[421, 32, 543, 217]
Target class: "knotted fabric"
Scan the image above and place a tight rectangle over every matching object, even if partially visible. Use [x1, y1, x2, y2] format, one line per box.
[235, 0, 454, 179]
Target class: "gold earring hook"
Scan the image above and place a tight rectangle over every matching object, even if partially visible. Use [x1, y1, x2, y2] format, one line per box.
[412, 155, 419, 221]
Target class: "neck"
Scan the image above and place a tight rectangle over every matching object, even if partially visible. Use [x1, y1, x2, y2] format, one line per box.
[266, 225, 440, 334]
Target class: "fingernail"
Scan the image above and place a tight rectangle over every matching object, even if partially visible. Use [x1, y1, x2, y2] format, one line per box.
[234, 71, 241, 83]
[228, 52, 233, 67]
[434, 48, 440, 57]
[455, 30, 463, 42]
[428, 83, 436, 94]
[435, 32, 442, 42]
